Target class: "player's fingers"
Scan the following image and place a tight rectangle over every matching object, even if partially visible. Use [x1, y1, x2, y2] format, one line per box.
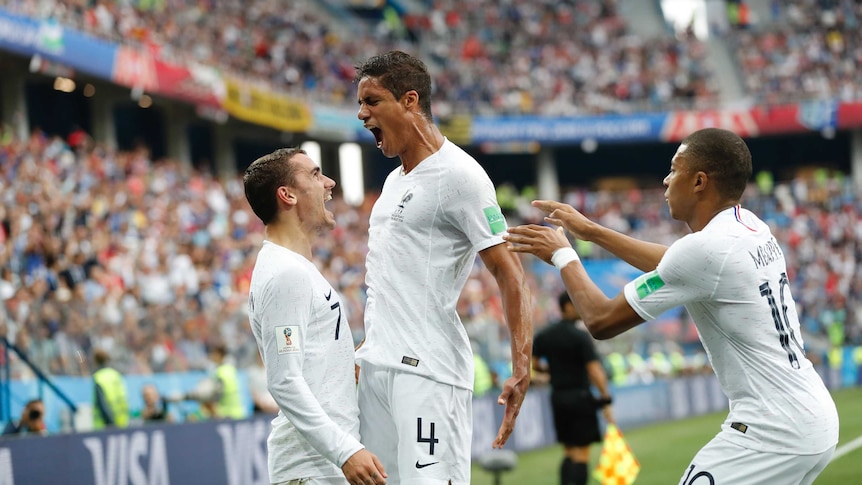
[369, 470, 386, 485]
[372, 456, 387, 478]
[493, 418, 514, 448]
[506, 224, 544, 236]
[544, 216, 563, 227]
[532, 199, 564, 213]
[497, 387, 511, 405]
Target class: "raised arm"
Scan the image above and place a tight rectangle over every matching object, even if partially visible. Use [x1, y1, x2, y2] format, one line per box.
[479, 243, 533, 448]
[533, 200, 668, 272]
[504, 225, 644, 340]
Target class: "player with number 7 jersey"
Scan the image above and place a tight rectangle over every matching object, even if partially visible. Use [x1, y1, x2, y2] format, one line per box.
[244, 148, 386, 485]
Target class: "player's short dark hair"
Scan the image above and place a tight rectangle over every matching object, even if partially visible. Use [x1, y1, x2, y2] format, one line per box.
[243, 148, 306, 225]
[354, 50, 433, 121]
[680, 128, 752, 200]
[558, 291, 573, 312]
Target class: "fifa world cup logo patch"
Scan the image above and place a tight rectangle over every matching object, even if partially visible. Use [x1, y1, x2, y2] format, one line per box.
[276, 325, 300, 354]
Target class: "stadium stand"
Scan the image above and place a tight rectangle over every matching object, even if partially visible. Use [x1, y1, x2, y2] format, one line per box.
[1, 0, 718, 115]
[731, 0, 862, 105]
[1, 125, 858, 384]
[0, 1, 860, 482]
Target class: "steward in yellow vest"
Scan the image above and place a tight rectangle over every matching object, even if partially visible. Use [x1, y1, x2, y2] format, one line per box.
[92, 348, 130, 429]
[208, 344, 246, 420]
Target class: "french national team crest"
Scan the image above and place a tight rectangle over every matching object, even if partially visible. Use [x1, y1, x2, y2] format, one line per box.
[276, 325, 300, 354]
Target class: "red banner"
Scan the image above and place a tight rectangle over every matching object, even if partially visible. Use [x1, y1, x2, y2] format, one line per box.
[661, 101, 862, 142]
[152, 58, 223, 108]
[111, 47, 223, 108]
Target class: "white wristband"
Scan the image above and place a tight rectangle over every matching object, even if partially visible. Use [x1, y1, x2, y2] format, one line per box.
[551, 247, 579, 270]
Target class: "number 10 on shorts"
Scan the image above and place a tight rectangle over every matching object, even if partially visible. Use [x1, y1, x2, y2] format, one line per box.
[417, 417, 439, 455]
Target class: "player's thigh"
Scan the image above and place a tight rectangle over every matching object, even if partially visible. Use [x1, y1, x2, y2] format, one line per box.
[678, 437, 835, 485]
[357, 363, 399, 481]
[277, 476, 347, 485]
[391, 372, 472, 485]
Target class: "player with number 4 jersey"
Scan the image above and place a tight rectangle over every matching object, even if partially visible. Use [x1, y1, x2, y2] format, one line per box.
[354, 51, 533, 485]
[505, 128, 838, 485]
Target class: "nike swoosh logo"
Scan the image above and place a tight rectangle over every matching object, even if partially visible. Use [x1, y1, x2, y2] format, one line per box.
[324, 289, 332, 300]
[415, 461, 439, 469]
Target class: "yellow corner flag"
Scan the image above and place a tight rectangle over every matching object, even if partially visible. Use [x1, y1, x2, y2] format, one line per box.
[593, 424, 640, 485]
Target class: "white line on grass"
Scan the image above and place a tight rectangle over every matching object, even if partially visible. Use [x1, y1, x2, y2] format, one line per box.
[830, 435, 862, 462]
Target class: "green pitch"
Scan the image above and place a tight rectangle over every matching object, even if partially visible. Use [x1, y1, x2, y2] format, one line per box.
[471, 387, 862, 484]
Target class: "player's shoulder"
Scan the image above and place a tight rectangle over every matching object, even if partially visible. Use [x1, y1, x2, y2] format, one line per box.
[439, 140, 488, 176]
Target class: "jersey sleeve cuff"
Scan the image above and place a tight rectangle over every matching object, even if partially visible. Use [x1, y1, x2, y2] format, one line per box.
[335, 435, 365, 468]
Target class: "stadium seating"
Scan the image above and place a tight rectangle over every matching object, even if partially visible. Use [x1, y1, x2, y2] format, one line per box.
[1, 126, 857, 382]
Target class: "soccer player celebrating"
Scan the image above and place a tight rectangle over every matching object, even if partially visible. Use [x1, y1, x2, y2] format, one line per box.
[244, 148, 386, 485]
[505, 128, 838, 485]
[354, 50, 533, 484]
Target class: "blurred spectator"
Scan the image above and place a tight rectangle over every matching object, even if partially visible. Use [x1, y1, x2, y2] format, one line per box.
[1, 398, 48, 437]
[92, 348, 130, 429]
[184, 343, 246, 420]
[136, 383, 172, 424]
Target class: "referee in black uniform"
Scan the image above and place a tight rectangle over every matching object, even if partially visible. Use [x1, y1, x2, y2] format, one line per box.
[533, 292, 614, 485]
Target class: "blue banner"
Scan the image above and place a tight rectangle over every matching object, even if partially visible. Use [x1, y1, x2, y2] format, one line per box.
[0, 9, 116, 79]
[468, 113, 668, 144]
[1, 417, 270, 485]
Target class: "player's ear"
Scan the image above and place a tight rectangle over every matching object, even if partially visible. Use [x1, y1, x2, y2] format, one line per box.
[402, 90, 419, 111]
[693, 171, 707, 192]
[277, 186, 298, 206]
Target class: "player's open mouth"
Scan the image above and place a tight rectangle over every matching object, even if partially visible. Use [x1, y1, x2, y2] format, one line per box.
[370, 127, 382, 148]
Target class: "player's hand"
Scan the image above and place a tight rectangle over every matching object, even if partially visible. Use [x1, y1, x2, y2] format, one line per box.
[342, 449, 387, 485]
[355, 364, 361, 384]
[504, 225, 571, 265]
[493, 372, 530, 448]
[531, 200, 596, 241]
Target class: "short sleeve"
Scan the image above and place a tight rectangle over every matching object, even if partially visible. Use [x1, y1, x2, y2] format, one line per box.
[441, 165, 506, 252]
[624, 234, 718, 321]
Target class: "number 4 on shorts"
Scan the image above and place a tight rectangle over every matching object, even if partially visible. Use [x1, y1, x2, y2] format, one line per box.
[417, 417, 438, 455]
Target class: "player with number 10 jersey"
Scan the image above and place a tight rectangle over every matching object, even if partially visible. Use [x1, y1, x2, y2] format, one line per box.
[624, 205, 838, 461]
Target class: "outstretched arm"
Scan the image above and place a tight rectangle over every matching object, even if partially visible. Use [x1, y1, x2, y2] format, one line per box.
[505, 225, 643, 339]
[479, 243, 533, 448]
[533, 200, 668, 272]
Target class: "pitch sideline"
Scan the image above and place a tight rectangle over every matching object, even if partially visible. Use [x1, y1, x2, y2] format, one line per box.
[830, 434, 862, 462]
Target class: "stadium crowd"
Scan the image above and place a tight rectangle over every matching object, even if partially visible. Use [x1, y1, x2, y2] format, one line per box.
[2, 0, 716, 114]
[0, 126, 859, 386]
[732, 0, 862, 105]
[5, 0, 862, 114]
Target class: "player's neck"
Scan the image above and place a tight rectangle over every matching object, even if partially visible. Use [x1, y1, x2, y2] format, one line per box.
[399, 124, 444, 175]
[688, 199, 738, 232]
[265, 223, 313, 260]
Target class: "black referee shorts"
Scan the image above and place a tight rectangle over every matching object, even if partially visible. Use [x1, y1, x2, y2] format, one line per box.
[550, 389, 601, 447]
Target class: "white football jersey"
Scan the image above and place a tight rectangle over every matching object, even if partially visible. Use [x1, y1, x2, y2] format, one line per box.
[624, 206, 838, 454]
[248, 241, 363, 482]
[356, 139, 508, 390]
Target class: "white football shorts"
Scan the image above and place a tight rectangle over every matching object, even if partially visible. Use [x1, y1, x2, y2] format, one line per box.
[678, 436, 835, 485]
[357, 361, 472, 485]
